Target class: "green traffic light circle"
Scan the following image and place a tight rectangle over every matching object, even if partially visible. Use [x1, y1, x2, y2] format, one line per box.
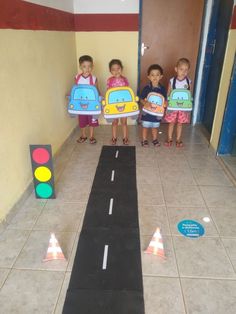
[36, 183, 53, 198]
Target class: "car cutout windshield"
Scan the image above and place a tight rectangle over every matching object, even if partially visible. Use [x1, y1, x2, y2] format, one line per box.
[172, 91, 189, 101]
[74, 89, 96, 101]
[108, 90, 132, 104]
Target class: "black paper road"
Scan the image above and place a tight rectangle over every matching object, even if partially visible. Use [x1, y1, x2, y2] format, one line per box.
[63, 146, 145, 314]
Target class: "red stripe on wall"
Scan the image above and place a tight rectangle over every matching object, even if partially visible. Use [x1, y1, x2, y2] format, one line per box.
[74, 14, 139, 31]
[0, 1, 139, 31]
[231, 6, 236, 29]
[0, 0, 74, 31]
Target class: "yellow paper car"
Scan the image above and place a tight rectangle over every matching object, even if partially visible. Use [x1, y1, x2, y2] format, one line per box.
[102, 86, 139, 121]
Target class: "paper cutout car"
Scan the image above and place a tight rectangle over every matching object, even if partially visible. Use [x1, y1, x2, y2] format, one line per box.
[167, 89, 193, 111]
[142, 92, 165, 118]
[68, 84, 102, 116]
[102, 87, 139, 121]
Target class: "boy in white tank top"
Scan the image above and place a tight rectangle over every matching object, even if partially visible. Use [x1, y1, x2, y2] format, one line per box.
[75, 55, 99, 144]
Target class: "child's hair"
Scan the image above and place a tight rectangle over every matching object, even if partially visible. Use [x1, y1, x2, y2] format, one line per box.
[79, 55, 93, 65]
[176, 58, 190, 68]
[147, 64, 163, 76]
[109, 59, 123, 71]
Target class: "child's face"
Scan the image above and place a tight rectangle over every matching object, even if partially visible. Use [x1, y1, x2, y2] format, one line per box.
[80, 61, 93, 76]
[148, 69, 163, 86]
[110, 64, 122, 78]
[175, 63, 189, 80]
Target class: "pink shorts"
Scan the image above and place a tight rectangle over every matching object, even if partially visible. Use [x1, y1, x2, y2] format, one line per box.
[164, 110, 190, 124]
[78, 115, 99, 128]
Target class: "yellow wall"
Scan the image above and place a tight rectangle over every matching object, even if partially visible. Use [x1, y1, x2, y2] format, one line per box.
[75, 32, 139, 124]
[211, 29, 236, 150]
[0, 30, 77, 221]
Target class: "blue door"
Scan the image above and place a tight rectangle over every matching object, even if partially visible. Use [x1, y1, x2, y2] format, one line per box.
[218, 56, 236, 155]
[201, 0, 233, 133]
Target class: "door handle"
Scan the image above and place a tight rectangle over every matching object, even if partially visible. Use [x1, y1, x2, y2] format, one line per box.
[141, 42, 149, 56]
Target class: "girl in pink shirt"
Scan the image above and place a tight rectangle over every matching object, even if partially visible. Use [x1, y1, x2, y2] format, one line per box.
[107, 59, 129, 145]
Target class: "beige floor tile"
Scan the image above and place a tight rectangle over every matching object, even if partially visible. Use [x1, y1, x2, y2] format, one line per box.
[221, 238, 236, 270]
[0, 268, 10, 289]
[0, 269, 64, 314]
[192, 168, 233, 186]
[200, 186, 236, 208]
[167, 206, 218, 236]
[139, 205, 170, 235]
[33, 201, 85, 232]
[0, 229, 29, 268]
[137, 184, 165, 206]
[209, 207, 236, 237]
[56, 181, 92, 202]
[182, 143, 212, 155]
[143, 276, 185, 314]
[160, 167, 196, 186]
[136, 150, 157, 167]
[14, 231, 76, 271]
[137, 166, 161, 185]
[157, 153, 189, 169]
[163, 185, 205, 207]
[173, 236, 236, 278]
[186, 154, 222, 169]
[7, 205, 44, 231]
[54, 271, 71, 314]
[181, 278, 236, 314]
[67, 233, 79, 271]
[141, 236, 178, 277]
[60, 165, 97, 183]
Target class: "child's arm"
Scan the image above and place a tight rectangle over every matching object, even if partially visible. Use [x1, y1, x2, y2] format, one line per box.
[167, 82, 172, 96]
[95, 78, 102, 96]
[140, 98, 147, 108]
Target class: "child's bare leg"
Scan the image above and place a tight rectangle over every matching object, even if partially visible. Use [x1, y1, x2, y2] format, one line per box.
[121, 118, 128, 139]
[112, 119, 118, 139]
[176, 123, 183, 145]
[142, 127, 148, 141]
[89, 126, 94, 138]
[141, 127, 149, 147]
[151, 127, 158, 141]
[81, 127, 86, 138]
[89, 126, 97, 144]
[168, 122, 174, 140]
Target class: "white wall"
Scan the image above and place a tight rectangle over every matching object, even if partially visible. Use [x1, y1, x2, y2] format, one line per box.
[22, 0, 74, 13]
[23, 0, 140, 14]
[74, 0, 139, 13]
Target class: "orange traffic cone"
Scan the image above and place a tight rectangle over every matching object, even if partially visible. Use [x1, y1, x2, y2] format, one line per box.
[144, 227, 165, 258]
[43, 233, 66, 262]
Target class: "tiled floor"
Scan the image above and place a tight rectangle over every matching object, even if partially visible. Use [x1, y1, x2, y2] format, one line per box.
[1, 124, 236, 313]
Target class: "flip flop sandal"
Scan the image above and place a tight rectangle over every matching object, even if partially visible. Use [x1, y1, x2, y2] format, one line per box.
[90, 137, 97, 144]
[164, 139, 173, 147]
[76, 136, 87, 143]
[152, 139, 161, 147]
[176, 140, 183, 147]
[141, 140, 149, 147]
[111, 137, 117, 145]
[123, 138, 129, 145]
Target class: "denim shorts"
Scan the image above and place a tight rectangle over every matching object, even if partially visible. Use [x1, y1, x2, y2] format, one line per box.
[141, 121, 160, 128]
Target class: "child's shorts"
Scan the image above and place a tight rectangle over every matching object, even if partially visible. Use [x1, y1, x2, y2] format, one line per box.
[164, 110, 190, 124]
[141, 121, 160, 128]
[78, 115, 99, 128]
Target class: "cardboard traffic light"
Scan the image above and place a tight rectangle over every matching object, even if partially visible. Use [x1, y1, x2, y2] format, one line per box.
[29, 145, 55, 199]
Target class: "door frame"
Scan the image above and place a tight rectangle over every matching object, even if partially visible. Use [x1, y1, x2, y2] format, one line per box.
[137, 0, 207, 119]
[218, 54, 236, 155]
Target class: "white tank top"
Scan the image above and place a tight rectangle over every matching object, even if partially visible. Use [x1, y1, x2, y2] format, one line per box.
[75, 74, 96, 85]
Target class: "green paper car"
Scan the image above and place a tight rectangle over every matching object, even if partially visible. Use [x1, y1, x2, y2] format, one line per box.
[167, 89, 193, 111]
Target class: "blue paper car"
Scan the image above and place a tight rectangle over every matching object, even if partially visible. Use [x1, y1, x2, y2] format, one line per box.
[68, 84, 102, 116]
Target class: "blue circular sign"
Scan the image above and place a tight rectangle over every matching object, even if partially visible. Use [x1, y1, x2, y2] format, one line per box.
[177, 220, 205, 238]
